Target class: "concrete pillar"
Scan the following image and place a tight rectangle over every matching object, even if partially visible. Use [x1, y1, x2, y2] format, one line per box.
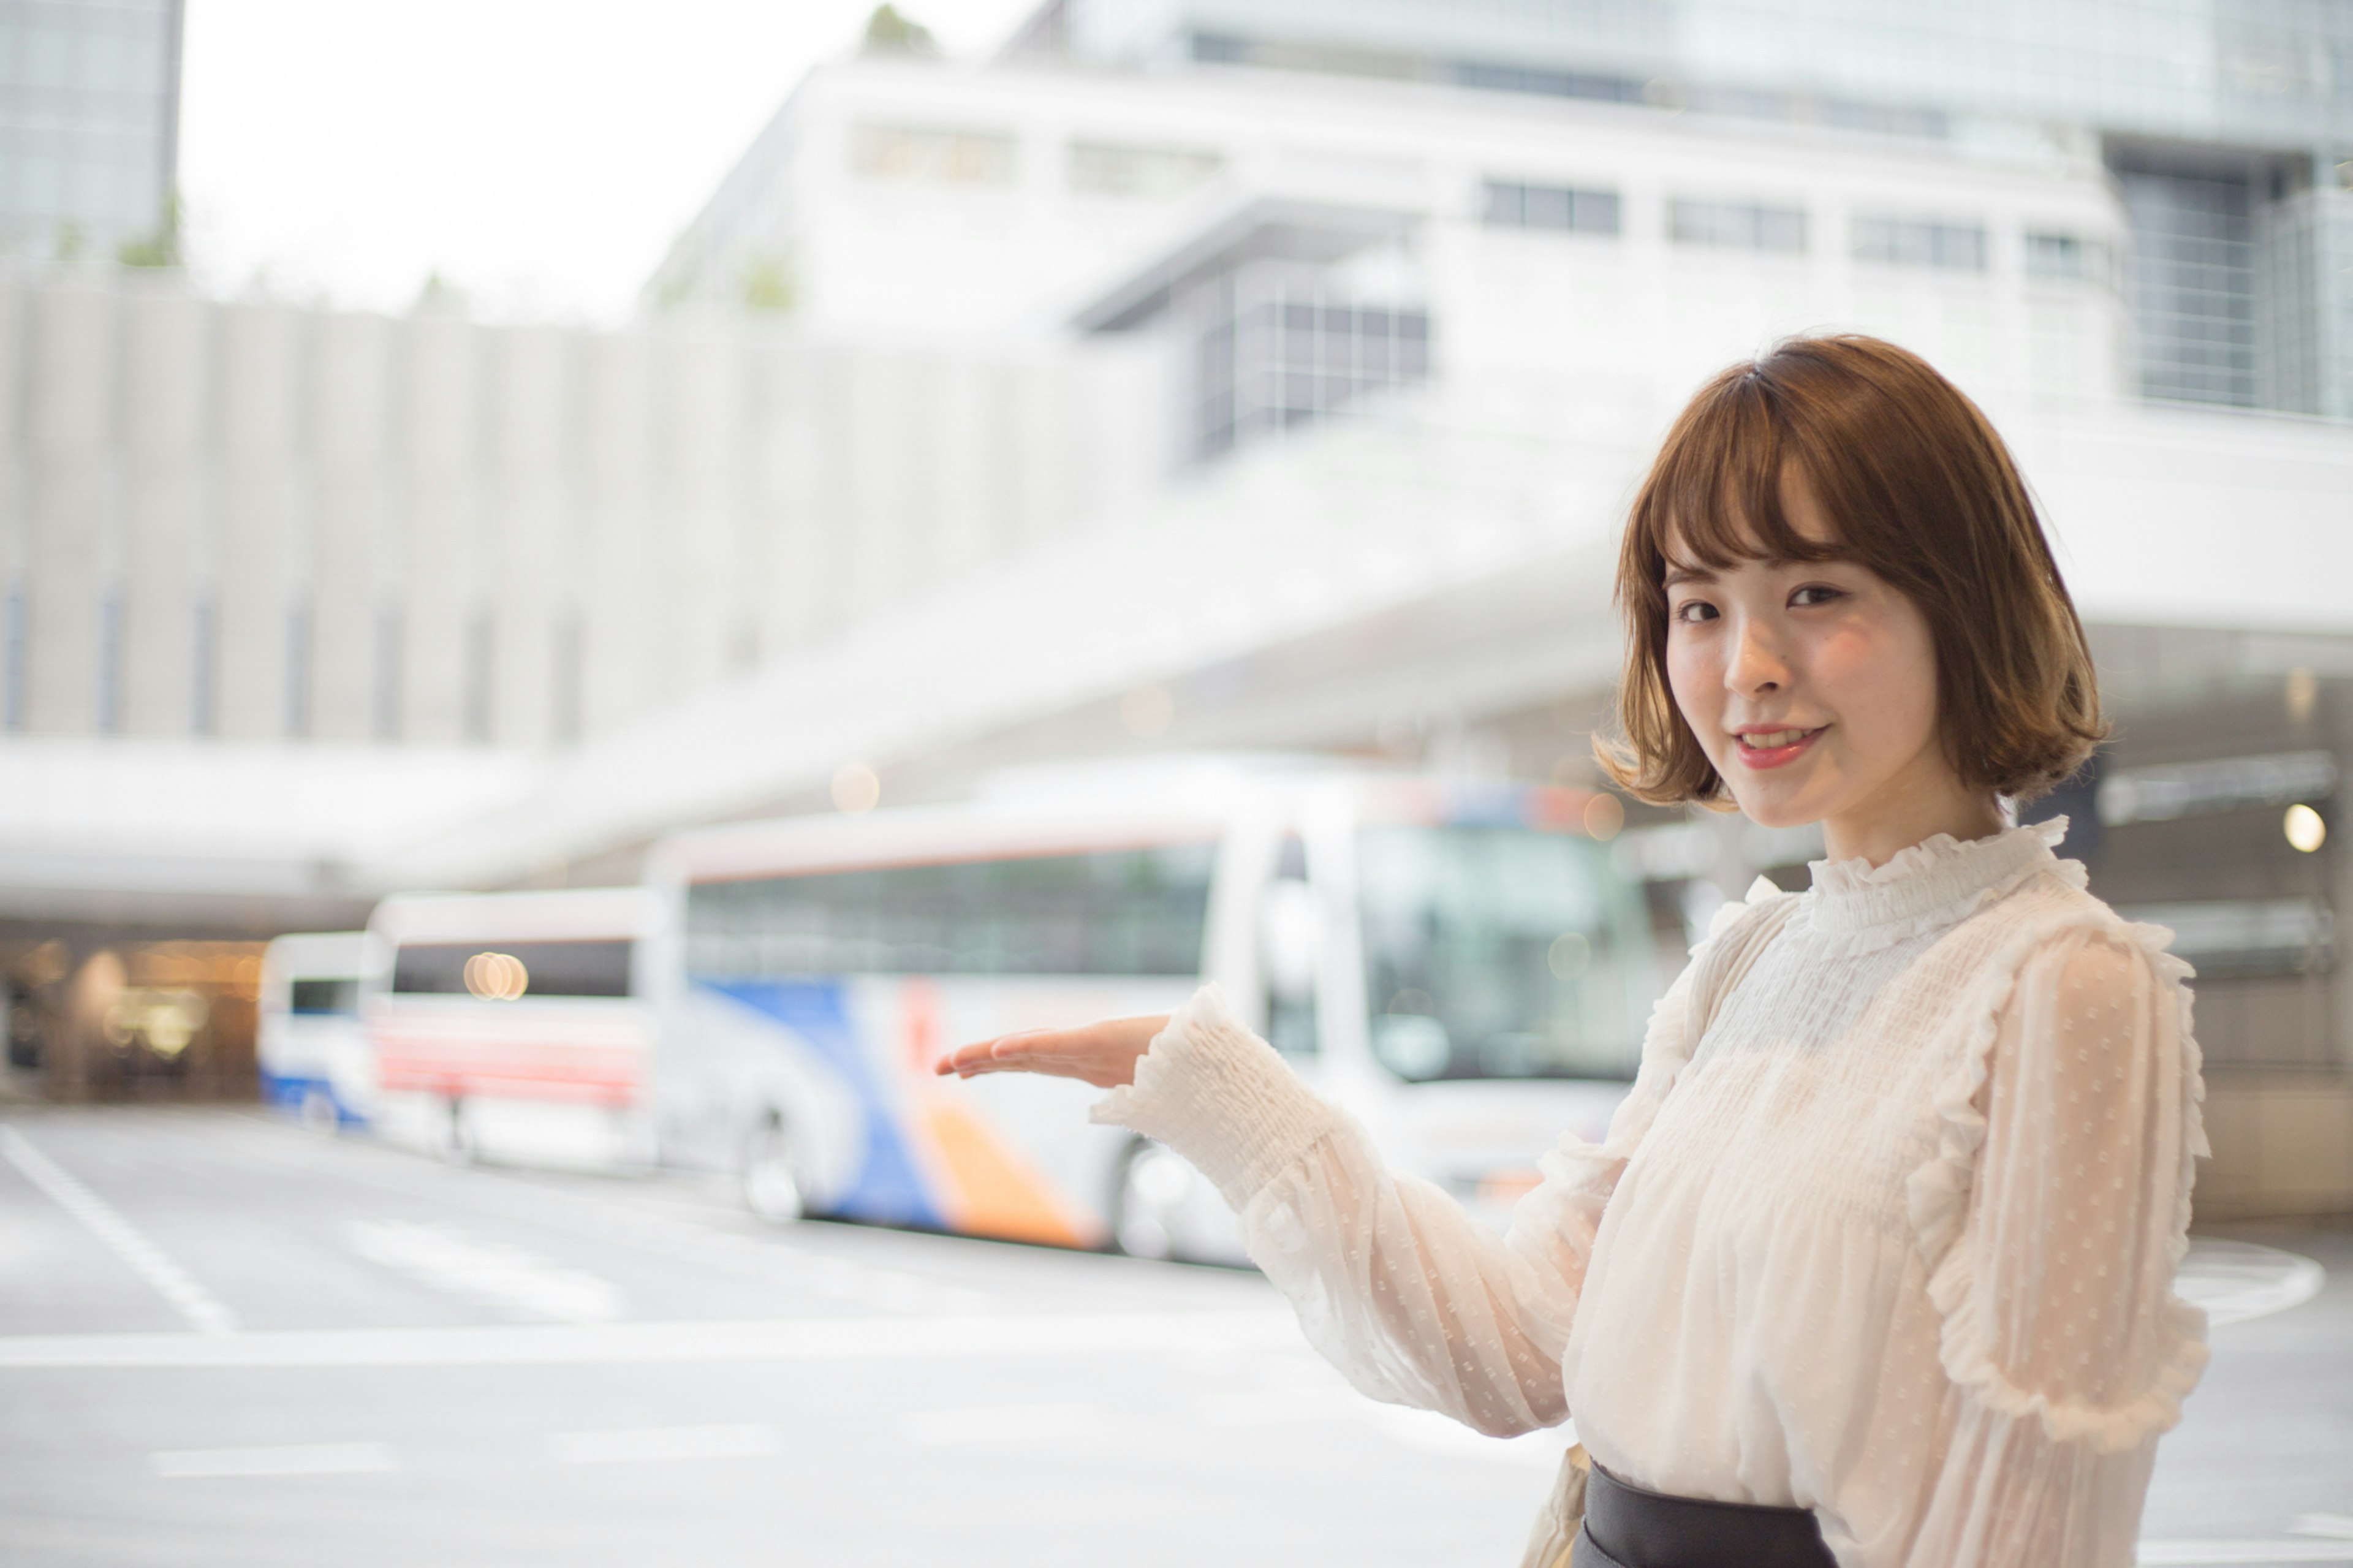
[928, 351, 999, 578]
[396, 311, 477, 745]
[212, 303, 302, 740]
[485, 325, 567, 748]
[118, 276, 203, 737]
[305, 312, 390, 743]
[842, 347, 916, 616]
[578, 330, 650, 736]
[23, 280, 113, 736]
[1007, 356, 1075, 550]
[741, 330, 810, 664]
[649, 320, 742, 701]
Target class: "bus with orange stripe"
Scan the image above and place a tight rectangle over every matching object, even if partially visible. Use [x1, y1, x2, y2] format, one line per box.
[643, 760, 1659, 1260]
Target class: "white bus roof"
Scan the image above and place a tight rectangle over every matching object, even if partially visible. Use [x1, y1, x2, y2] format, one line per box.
[369, 887, 664, 944]
[651, 759, 1610, 885]
[261, 931, 366, 979]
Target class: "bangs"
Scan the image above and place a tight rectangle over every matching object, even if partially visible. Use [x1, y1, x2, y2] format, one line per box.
[1634, 371, 1849, 578]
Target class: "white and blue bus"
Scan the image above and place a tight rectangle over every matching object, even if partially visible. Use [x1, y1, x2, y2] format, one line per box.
[258, 932, 373, 1129]
[362, 887, 667, 1169]
[644, 761, 1659, 1260]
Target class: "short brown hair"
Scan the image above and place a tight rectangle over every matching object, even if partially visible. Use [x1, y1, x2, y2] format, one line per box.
[1596, 334, 2104, 806]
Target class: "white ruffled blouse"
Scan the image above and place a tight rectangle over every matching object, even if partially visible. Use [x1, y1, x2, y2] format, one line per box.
[1094, 819, 2208, 1567]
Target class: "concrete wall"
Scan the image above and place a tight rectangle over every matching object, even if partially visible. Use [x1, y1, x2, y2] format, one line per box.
[0, 273, 1168, 749]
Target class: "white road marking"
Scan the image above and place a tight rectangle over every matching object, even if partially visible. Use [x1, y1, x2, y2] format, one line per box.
[151, 1442, 396, 1478]
[2175, 1240, 2327, 1328]
[907, 1402, 1104, 1445]
[0, 1126, 237, 1336]
[550, 1423, 781, 1464]
[0, 1308, 1300, 1368]
[347, 1220, 623, 1323]
[2138, 1544, 2353, 1565]
[220, 1126, 993, 1315]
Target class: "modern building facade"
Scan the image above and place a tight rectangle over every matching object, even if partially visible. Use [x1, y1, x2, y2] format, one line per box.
[1010, 0, 2353, 419]
[0, 0, 183, 262]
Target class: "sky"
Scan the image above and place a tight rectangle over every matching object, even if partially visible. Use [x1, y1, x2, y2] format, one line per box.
[177, 0, 1041, 324]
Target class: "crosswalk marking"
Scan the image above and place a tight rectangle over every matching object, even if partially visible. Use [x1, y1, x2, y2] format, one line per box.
[0, 1126, 237, 1336]
[0, 1308, 1302, 1368]
[347, 1219, 623, 1323]
[550, 1423, 782, 1464]
[151, 1442, 395, 1478]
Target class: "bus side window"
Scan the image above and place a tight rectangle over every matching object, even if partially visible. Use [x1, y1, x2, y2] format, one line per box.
[1261, 837, 1319, 1057]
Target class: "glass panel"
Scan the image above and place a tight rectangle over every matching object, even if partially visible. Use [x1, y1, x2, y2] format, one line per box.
[685, 844, 1216, 979]
[1670, 199, 1808, 252]
[1357, 825, 1649, 1081]
[392, 941, 636, 999]
[289, 978, 361, 1016]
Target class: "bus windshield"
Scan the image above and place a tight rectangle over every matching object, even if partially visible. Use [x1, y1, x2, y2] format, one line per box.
[1357, 823, 1651, 1083]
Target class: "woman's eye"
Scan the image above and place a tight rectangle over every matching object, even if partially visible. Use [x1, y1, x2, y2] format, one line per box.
[1672, 600, 1718, 624]
[1790, 585, 1845, 608]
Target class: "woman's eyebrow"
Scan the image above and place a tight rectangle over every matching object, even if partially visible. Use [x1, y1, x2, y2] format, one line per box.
[1662, 563, 1715, 588]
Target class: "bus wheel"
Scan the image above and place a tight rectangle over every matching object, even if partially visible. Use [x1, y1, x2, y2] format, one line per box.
[1110, 1138, 1192, 1262]
[741, 1118, 803, 1224]
[298, 1087, 339, 1136]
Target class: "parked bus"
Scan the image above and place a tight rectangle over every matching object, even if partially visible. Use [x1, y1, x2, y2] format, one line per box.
[361, 887, 665, 1169]
[644, 760, 1658, 1260]
[258, 932, 372, 1129]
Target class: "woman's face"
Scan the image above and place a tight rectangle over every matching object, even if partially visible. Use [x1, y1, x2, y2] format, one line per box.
[1662, 472, 1950, 835]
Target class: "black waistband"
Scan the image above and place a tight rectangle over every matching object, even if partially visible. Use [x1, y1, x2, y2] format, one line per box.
[1571, 1460, 1835, 1568]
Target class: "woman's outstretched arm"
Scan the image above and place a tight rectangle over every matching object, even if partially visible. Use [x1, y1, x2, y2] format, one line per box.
[938, 966, 1703, 1437]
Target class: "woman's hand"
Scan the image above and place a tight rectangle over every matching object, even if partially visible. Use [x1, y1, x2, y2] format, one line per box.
[933, 1015, 1170, 1090]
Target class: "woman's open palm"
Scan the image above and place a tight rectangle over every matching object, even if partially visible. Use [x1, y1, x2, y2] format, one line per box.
[933, 1015, 1169, 1089]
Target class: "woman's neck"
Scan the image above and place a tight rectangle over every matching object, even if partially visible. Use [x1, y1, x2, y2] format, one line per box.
[1819, 762, 2006, 870]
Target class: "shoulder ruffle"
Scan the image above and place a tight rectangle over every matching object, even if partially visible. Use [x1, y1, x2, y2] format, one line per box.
[1903, 909, 2210, 1453]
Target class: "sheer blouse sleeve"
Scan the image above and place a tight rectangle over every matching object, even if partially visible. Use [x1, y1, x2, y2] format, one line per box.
[1903, 923, 2209, 1568]
[1090, 961, 1705, 1437]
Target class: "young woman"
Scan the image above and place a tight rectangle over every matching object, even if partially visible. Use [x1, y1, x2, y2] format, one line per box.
[937, 335, 2207, 1568]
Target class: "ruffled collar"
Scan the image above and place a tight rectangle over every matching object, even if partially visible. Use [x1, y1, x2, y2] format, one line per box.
[1806, 816, 2073, 944]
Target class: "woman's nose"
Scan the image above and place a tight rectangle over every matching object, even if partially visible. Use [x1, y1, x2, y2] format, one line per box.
[1727, 618, 1787, 694]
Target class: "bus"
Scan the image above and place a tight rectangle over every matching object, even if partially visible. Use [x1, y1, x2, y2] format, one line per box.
[361, 887, 665, 1169]
[258, 932, 372, 1129]
[645, 760, 1659, 1260]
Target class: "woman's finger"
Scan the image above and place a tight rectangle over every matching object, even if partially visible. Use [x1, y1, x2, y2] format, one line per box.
[933, 1029, 1073, 1078]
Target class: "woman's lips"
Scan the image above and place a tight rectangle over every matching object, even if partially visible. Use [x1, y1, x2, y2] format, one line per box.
[1733, 727, 1825, 770]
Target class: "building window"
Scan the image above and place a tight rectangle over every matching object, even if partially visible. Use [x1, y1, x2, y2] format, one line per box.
[847, 123, 1018, 187]
[1852, 214, 1988, 271]
[1068, 141, 1222, 199]
[2025, 230, 2108, 284]
[1192, 265, 1431, 462]
[1482, 180, 1620, 235]
[1454, 64, 1645, 104]
[1669, 199, 1807, 252]
[2116, 166, 2257, 408]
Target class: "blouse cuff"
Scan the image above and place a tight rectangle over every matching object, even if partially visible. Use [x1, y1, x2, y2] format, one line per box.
[1089, 984, 1341, 1209]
